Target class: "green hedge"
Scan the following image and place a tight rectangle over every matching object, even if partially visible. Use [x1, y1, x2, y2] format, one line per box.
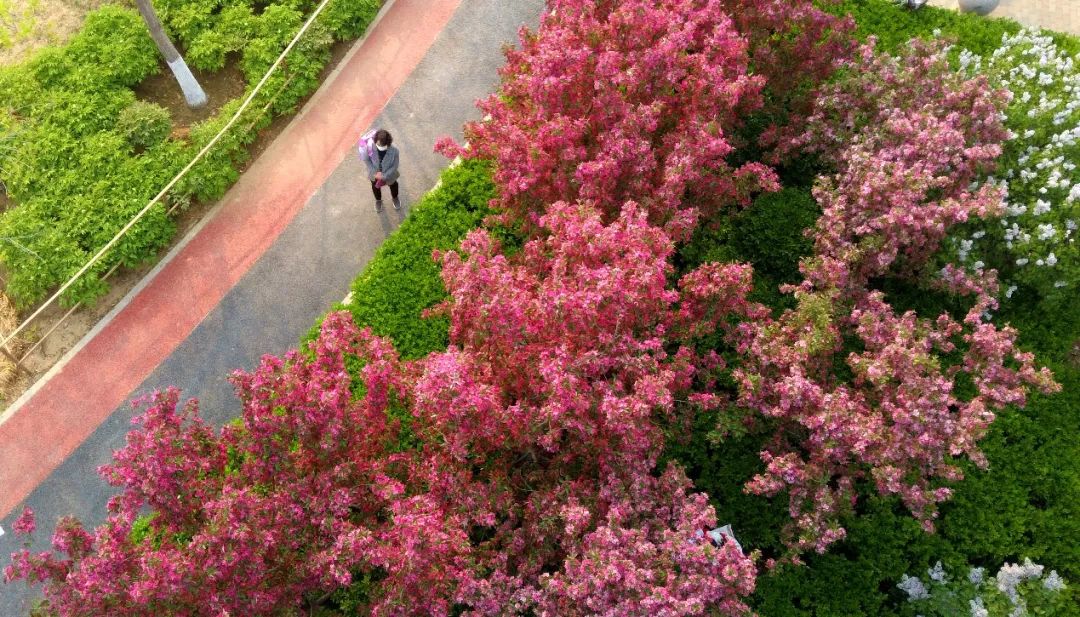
[678, 187, 818, 313]
[0, 0, 381, 308]
[117, 100, 174, 151]
[305, 159, 496, 360]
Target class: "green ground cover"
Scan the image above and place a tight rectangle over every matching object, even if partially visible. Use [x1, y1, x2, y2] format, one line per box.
[0, 0, 381, 308]
[316, 1, 1079, 614]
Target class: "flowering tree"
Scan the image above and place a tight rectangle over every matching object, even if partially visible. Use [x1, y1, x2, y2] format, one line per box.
[7, 202, 760, 616]
[720, 0, 855, 154]
[950, 29, 1080, 299]
[5, 327, 410, 615]
[437, 0, 779, 238]
[732, 40, 1059, 557]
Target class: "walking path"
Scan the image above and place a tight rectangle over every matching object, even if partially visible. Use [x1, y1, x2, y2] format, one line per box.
[927, 0, 1080, 35]
[0, 0, 543, 612]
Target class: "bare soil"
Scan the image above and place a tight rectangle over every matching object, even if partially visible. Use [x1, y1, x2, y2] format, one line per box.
[0, 37, 354, 409]
[135, 57, 248, 127]
[0, 0, 119, 67]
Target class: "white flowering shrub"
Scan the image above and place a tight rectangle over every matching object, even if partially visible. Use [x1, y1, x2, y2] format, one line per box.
[898, 559, 1069, 617]
[951, 29, 1079, 299]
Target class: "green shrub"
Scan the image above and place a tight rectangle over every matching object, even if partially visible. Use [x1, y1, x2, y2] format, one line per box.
[679, 187, 818, 310]
[826, 0, 1018, 55]
[159, 0, 219, 45]
[24, 46, 72, 91]
[731, 188, 819, 282]
[186, 4, 255, 72]
[321, 0, 381, 40]
[0, 1, 384, 308]
[64, 6, 160, 89]
[117, 101, 173, 151]
[240, 5, 306, 81]
[305, 159, 495, 360]
[173, 99, 249, 204]
[828, 0, 1080, 57]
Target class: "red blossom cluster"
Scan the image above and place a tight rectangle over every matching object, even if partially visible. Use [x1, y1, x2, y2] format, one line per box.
[734, 41, 1058, 557]
[437, 0, 782, 238]
[720, 0, 855, 153]
[6, 206, 761, 616]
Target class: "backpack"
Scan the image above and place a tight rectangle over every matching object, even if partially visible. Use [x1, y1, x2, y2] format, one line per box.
[357, 129, 379, 168]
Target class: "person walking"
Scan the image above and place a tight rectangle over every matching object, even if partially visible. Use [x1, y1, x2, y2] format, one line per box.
[364, 129, 401, 211]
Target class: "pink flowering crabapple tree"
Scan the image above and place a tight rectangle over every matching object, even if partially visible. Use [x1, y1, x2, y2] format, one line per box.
[7, 202, 761, 616]
[732, 40, 1059, 557]
[436, 0, 783, 238]
[719, 0, 856, 154]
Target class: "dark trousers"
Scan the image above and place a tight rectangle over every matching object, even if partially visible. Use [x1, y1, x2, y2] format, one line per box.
[371, 180, 399, 200]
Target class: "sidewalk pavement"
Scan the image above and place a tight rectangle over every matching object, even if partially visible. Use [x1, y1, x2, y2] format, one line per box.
[0, 0, 544, 612]
[927, 0, 1080, 35]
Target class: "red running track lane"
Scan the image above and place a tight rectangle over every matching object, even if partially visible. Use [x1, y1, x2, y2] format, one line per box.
[0, 0, 462, 520]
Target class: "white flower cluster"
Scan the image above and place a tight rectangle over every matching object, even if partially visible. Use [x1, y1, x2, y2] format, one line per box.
[928, 561, 948, 583]
[899, 558, 1067, 617]
[898, 573, 931, 600]
[969, 567, 986, 585]
[996, 558, 1044, 604]
[1043, 570, 1067, 592]
[969, 596, 989, 617]
[953, 28, 1080, 297]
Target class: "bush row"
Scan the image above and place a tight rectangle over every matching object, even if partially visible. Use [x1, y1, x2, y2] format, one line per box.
[0, 0, 381, 308]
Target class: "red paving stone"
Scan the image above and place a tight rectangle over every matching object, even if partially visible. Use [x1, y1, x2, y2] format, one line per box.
[0, 0, 462, 520]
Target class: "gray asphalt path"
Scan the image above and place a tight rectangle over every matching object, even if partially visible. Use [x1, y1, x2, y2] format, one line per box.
[0, 0, 544, 612]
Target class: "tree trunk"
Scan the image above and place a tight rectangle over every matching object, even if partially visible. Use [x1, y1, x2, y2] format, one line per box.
[135, 0, 208, 108]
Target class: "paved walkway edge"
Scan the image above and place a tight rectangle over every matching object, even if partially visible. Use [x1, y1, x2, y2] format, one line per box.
[0, 0, 462, 520]
[926, 0, 1080, 36]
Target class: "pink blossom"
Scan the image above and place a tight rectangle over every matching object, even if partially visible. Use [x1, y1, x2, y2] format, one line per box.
[437, 0, 783, 238]
[12, 507, 35, 537]
[736, 39, 1058, 556]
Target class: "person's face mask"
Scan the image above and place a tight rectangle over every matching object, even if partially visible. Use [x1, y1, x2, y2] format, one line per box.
[376, 144, 388, 151]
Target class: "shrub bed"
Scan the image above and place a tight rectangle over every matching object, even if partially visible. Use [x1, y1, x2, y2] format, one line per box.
[317, 160, 1079, 617]
[671, 188, 1080, 616]
[692, 2, 1080, 615]
[314, 3, 1080, 615]
[0, 0, 381, 308]
[328, 208, 1079, 612]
